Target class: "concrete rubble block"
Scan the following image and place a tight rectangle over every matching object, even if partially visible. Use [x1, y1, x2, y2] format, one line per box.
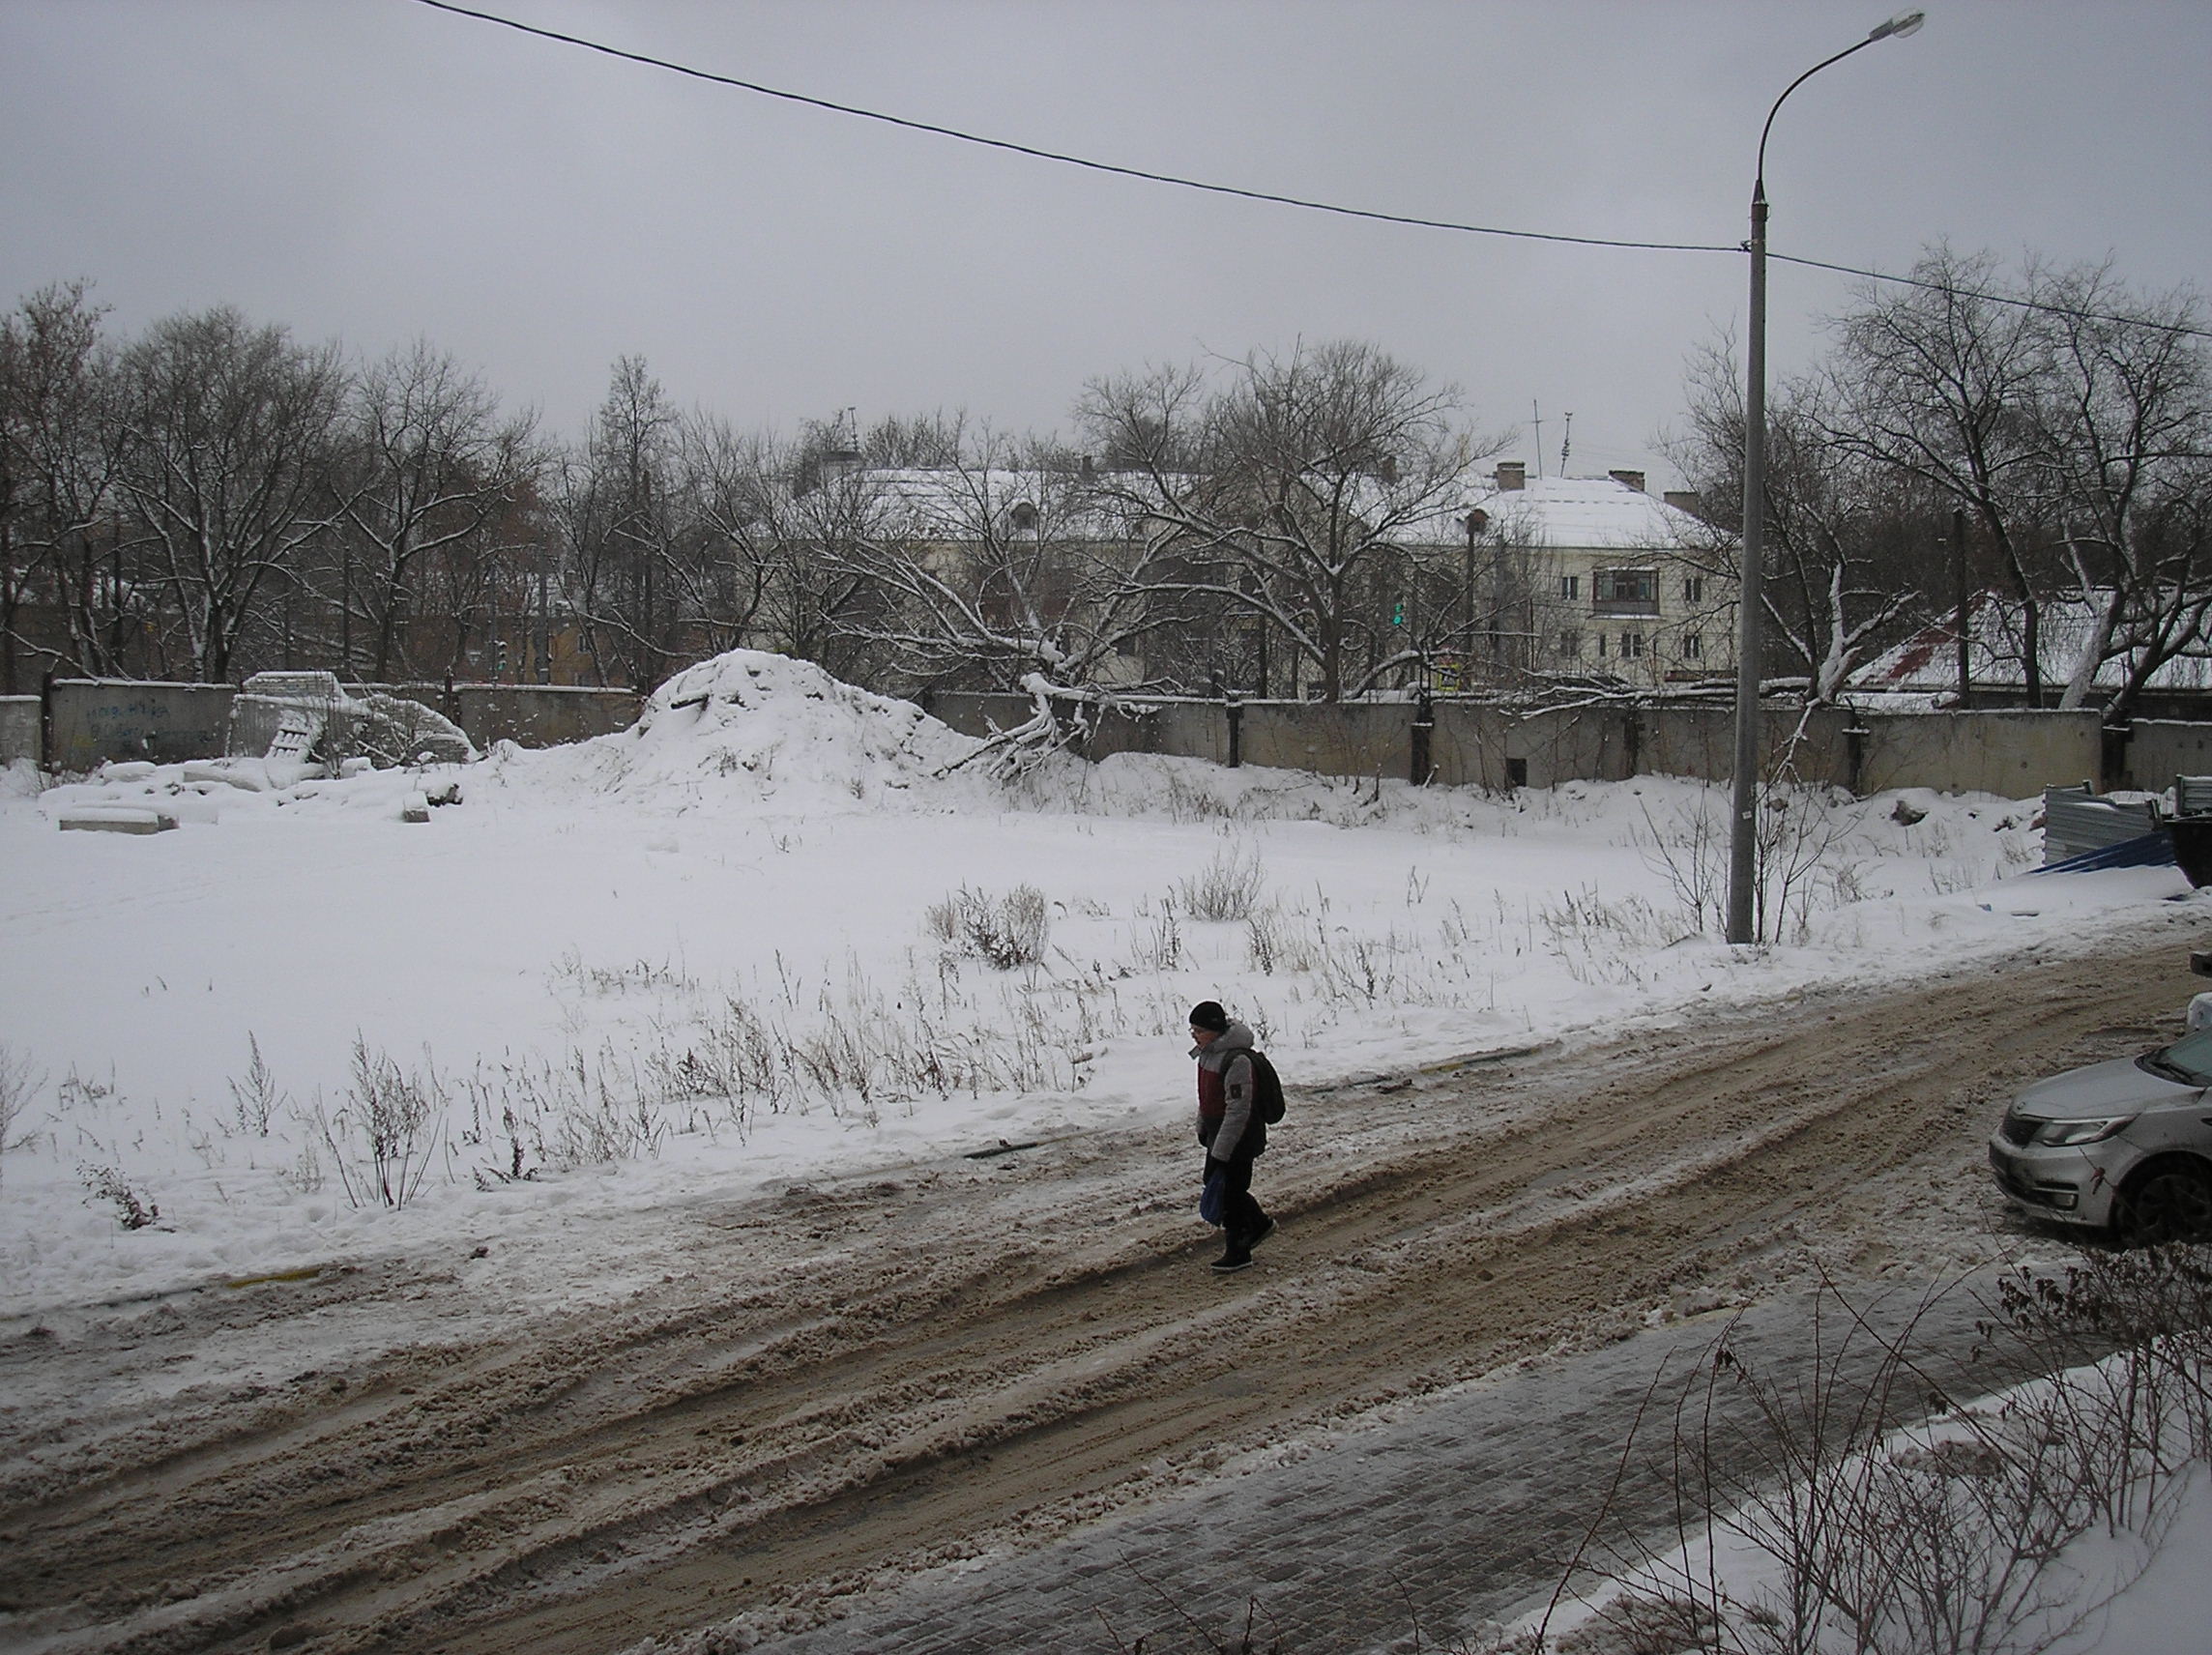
[239, 671, 343, 701]
[182, 760, 276, 792]
[401, 792, 431, 824]
[58, 806, 178, 834]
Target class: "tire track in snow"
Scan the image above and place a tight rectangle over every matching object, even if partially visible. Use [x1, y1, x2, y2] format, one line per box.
[0, 908, 2200, 1654]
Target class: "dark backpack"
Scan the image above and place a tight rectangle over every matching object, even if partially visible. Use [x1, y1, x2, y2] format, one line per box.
[1244, 1050, 1286, 1124]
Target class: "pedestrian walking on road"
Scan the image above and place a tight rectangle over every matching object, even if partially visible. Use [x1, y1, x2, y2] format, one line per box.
[1190, 1000, 1275, 1273]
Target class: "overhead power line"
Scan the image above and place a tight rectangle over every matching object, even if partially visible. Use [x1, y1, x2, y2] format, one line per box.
[411, 0, 2212, 345]
[408, 0, 1732, 256]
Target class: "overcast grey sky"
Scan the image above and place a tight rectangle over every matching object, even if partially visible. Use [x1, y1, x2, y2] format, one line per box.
[4, 1, 2208, 483]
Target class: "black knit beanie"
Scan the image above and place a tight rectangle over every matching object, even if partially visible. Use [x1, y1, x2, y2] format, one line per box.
[1188, 1001, 1230, 1032]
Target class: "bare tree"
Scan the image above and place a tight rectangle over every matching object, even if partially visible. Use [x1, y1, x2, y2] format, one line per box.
[0, 281, 137, 687]
[111, 306, 343, 682]
[2028, 264, 2212, 713]
[557, 357, 682, 688]
[749, 415, 904, 682]
[831, 418, 1168, 705]
[1824, 247, 2059, 700]
[1674, 339, 1929, 704]
[1080, 341, 1499, 702]
[667, 412, 782, 660]
[326, 340, 539, 681]
[1819, 250, 2212, 714]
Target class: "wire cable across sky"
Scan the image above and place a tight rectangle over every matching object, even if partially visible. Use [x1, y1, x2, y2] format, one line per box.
[412, 0, 2212, 344]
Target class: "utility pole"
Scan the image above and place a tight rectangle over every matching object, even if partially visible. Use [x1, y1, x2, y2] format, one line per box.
[1953, 507, 1971, 708]
[1464, 511, 1478, 689]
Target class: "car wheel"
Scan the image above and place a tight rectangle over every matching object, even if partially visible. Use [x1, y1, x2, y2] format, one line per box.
[2112, 1161, 2212, 1246]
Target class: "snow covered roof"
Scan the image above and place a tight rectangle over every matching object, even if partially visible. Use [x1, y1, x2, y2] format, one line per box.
[1852, 592, 2212, 696]
[1398, 475, 1714, 552]
[830, 466, 1712, 556]
[847, 467, 1129, 540]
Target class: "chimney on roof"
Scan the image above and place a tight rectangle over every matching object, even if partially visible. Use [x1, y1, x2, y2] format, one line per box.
[1080, 454, 1095, 479]
[1495, 460, 1527, 492]
[1607, 469, 1646, 493]
[1663, 489, 1704, 517]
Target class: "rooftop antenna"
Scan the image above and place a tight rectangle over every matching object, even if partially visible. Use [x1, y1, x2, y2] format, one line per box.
[824, 406, 861, 468]
[1530, 401, 1545, 479]
[1559, 411, 1574, 476]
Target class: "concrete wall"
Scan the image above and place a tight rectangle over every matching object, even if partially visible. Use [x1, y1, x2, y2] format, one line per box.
[36, 678, 643, 769]
[1853, 709, 2103, 797]
[920, 692, 1228, 765]
[920, 691, 1030, 740]
[1431, 704, 1856, 792]
[1430, 704, 1631, 789]
[917, 689, 2125, 800]
[1239, 702, 1410, 780]
[2123, 720, 2212, 796]
[1635, 706, 1859, 788]
[363, 682, 640, 749]
[45, 680, 237, 771]
[1426, 703, 1494, 786]
[1148, 702, 1227, 765]
[1, 696, 38, 767]
[19, 672, 2145, 803]
[455, 684, 641, 748]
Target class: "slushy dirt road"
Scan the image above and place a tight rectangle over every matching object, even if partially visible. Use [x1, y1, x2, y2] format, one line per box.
[2, 907, 2200, 1655]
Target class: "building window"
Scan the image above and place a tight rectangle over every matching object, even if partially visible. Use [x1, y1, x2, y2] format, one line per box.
[1595, 632, 1607, 658]
[1682, 576, 1704, 604]
[1621, 631, 1644, 658]
[1559, 574, 1580, 600]
[1557, 629, 1580, 656]
[1593, 568, 1658, 615]
[1682, 632, 1703, 660]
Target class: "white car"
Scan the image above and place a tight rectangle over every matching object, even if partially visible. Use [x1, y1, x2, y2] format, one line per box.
[1989, 1023, 2212, 1244]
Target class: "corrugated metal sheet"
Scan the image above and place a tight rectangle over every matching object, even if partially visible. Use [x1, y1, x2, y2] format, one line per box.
[2043, 784, 2158, 865]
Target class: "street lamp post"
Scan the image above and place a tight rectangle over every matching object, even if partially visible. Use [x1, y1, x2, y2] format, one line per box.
[1727, 10, 1925, 945]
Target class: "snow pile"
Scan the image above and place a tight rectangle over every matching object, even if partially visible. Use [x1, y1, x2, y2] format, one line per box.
[35, 755, 469, 826]
[514, 650, 989, 809]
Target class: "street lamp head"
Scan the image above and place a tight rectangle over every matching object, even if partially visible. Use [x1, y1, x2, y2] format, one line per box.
[1870, 10, 1926, 40]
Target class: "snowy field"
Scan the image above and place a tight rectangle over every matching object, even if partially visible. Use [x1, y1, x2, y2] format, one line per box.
[0, 650, 2189, 1324]
[4, 650, 2209, 1654]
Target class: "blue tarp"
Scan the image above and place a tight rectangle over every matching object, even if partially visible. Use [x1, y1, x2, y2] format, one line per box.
[2030, 830, 2177, 876]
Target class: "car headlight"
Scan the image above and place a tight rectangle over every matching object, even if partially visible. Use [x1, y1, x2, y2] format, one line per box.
[2033, 1116, 2138, 1147]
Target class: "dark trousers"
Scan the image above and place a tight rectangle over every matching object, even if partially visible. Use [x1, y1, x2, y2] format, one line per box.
[1209, 1152, 1267, 1256]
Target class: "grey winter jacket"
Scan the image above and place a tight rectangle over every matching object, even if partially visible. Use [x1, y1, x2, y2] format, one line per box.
[1193, 1020, 1260, 1163]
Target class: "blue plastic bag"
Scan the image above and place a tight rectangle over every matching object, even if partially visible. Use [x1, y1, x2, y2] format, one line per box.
[1200, 1167, 1226, 1227]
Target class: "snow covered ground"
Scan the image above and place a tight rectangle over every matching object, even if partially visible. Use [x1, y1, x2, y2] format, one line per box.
[2, 649, 2206, 1651]
[1525, 1364, 2212, 1655]
[0, 650, 2185, 1324]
